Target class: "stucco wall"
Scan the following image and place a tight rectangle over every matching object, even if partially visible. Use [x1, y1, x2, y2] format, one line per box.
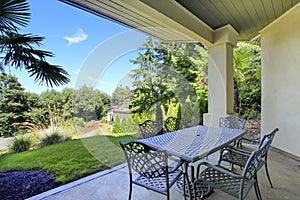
[261, 3, 300, 156]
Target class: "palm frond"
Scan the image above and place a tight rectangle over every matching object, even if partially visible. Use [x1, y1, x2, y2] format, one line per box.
[0, 33, 53, 69]
[0, 32, 44, 49]
[27, 61, 70, 87]
[0, 32, 70, 87]
[0, 0, 30, 31]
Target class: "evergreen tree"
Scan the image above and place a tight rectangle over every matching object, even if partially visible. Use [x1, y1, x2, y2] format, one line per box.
[126, 115, 138, 133]
[112, 115, 122, 134]
[130, 38, 208, 126]
[0, 73, 29, 136]
[130, 38, 173, 130]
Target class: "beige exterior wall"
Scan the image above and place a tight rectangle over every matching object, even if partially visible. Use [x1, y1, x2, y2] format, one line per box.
[261, 4, 300, 156]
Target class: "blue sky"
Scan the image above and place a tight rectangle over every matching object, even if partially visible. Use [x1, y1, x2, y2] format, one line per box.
[11, 0, 147, 95]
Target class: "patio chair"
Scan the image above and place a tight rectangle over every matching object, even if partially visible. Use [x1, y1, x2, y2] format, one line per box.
[119, 141, 183, 200]
[219, 115, 246, 147]
[194, 137, 273, 200]
[219, 115, 246, 130]
[138, 120, 163, 139]
[218, 128, 279, 188]
[164, 117, 181, 132]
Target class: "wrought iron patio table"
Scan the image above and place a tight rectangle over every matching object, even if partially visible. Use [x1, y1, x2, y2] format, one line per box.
[140, 125, 246, 200]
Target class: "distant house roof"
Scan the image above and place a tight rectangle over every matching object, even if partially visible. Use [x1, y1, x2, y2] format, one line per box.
[104, 95, 131, 113]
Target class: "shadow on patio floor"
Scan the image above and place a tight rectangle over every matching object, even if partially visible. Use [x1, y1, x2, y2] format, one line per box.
[28, 147, 300, 200]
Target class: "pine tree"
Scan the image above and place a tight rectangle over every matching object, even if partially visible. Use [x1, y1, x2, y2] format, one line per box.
[0, 73, 30, 136]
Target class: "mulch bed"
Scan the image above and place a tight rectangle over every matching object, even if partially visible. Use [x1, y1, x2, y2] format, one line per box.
[0, 170, 59, 200]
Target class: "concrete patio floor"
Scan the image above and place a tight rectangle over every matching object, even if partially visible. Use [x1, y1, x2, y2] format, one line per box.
[28, 147, 300, 200]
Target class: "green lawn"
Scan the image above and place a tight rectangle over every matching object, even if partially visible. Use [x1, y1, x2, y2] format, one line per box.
[0, 134, 139, 184]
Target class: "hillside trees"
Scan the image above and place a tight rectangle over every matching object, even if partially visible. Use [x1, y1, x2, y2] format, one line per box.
[72, 86, 111, 122]
[0, 73, 111, 136]
[111, 85, 131, 106]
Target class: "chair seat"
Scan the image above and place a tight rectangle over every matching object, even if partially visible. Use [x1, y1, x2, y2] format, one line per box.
[199, 166, 254, 199]
[134, 167, 182, 195]
[220, 149, 265, 170]
[222, 151, 249, 167]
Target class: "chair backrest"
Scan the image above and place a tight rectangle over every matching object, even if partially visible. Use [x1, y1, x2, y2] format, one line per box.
[243, 136, 273, 180]
[164, 117, 180, 132]
[119, 141, 168, 178]
[219, 115, 246, 130]
[258, 128, 279, 157]
[138, 120, 163, 139]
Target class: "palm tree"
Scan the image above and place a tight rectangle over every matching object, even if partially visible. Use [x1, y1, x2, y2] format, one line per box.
[233, 40, 261, 116]
[0, 0, 70, 87]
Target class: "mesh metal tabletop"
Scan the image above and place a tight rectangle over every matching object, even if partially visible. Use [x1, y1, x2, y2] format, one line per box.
[140, 125, 246, 162]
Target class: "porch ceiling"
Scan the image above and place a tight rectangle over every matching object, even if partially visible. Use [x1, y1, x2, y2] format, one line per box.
[175, 0, 300, 41]
[59, 0, 300, 45]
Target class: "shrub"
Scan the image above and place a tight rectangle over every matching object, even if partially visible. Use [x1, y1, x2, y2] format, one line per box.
[9, 135, 32, 153]
[112, 115, 122, 134]
[39, 130, 63, 148]
[73, 117, 85, 127]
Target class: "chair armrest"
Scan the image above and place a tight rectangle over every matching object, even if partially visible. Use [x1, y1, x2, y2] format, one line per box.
[196, 162, 243, 179]
[219, 146, 251, 161]
[237, 137, 259, 148]
[224, 146, 252, 156]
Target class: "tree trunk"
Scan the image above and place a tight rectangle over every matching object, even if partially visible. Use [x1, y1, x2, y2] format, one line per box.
[233, 78, 240, 114]
[155, 104, 163, 132]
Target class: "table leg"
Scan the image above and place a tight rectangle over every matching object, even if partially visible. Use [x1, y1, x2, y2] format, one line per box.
[181, 162, 194, 200]
[177, 162, 212, 200]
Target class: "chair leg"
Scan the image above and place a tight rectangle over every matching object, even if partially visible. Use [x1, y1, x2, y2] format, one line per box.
[254, 182, 263, 200]
[265, 162, 273, 188]
[128, 174, 133, 200]
[128, 183, 132, 200]
[254, 183, 259, 200]
[254, 175, 262, 200]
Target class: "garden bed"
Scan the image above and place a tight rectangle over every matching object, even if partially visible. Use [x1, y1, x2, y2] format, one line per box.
[0, 170, 59, 200]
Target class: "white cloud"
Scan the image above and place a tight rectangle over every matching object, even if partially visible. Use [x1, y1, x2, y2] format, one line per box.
[64, 29, 88, 46]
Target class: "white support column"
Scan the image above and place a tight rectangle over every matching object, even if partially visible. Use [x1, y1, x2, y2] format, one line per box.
[203, 25, 238, 127]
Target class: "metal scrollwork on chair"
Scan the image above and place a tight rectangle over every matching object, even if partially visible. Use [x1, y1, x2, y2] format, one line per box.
[194, 137, 272, 200]
[219, 128, 279, 188]
[219, 115, 246, 130]
[119, 141, 183, 200]
[138, 120, 163, 139]
[164, 117, 181, 132]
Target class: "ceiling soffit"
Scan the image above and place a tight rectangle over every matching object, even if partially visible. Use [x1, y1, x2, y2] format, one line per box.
[60, 0, 300, 43]
[175, 0, 300, 41]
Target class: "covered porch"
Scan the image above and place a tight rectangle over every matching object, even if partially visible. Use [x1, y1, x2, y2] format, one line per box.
[59, 0, 300, 158]
[29, 148, 300, 199]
